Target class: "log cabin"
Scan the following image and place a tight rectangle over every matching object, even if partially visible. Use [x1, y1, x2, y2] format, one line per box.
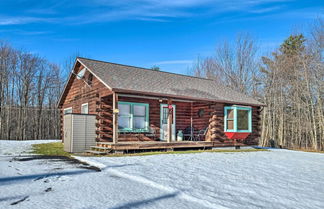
[57, 57, 264, 153]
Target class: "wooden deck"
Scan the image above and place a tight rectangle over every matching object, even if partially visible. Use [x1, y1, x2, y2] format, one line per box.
[87, 140, 246, 154]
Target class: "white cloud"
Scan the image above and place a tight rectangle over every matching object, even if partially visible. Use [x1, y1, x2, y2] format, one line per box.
[0, 16, 54, 25]
[0, 0, 319, 25]
[62, 0, 306, 24]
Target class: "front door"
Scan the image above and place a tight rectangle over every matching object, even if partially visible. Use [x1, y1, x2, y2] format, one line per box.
[160, 104, 176, 141]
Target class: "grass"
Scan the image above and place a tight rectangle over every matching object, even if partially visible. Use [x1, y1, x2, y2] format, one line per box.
[31, 142, 71, 158]
[102, 148, 268, 157]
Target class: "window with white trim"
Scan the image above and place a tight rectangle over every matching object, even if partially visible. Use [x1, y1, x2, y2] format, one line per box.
[63, 107, 72, 115]
[224, 106, 252, 132]
[118, 102, 149, 132]
[81, 103, 89, 114]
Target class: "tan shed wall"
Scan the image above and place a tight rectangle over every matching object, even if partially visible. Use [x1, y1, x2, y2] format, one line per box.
[63, 114, 72, 152]
[63, 114, 96, 153]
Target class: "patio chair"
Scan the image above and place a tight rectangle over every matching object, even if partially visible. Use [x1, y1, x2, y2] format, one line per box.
[194, 127, 208, 141]
[183, 126, 195, 141]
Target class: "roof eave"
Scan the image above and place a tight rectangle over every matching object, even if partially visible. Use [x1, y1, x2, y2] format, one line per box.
[57, 58, 115, 108]
[112, 88, 265, 107]
[77, 58, 113, 90]
[56, 59, 79, 108]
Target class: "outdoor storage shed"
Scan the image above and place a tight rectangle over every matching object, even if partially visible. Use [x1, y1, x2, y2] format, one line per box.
[63, 114, 96, 153]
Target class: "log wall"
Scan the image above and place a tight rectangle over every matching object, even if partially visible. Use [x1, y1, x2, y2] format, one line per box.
[97, 97, 261, 145]
[96, 95, 113, 142]
[59, 62, 112, 141]
[114, 97, 192, 142]
[205, 103, 261, 145]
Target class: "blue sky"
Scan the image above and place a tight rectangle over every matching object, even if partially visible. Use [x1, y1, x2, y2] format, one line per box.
[0, 0, 323, 75]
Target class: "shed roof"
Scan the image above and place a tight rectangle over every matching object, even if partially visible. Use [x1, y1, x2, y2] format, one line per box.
[76, 57, 264, 106]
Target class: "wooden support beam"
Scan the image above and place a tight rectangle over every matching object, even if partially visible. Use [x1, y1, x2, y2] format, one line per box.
[167, 99, 172, 143]
[112, 92, 119, 144]
[190, 102, 193, 140]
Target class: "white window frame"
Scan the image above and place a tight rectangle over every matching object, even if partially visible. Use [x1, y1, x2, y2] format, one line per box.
[64, 107, 72, 115]
[81, 103, 89, 114]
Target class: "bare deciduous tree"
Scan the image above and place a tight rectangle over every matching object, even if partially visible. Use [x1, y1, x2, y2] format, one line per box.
[191, 20, 324, 151]
[191, 33, 260, 96]
[0, 42, 64, 140]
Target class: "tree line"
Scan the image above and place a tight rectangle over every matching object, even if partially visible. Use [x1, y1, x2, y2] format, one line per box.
[0, 42, 64, 140]
[191, 19, 323, 151]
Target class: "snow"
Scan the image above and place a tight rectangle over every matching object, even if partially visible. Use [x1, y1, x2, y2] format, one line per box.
[0, 140, 60, 156]
[1, 140, 324, 209]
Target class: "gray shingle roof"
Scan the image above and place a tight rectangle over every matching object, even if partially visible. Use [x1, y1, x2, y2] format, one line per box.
[78, 57, 264, 106]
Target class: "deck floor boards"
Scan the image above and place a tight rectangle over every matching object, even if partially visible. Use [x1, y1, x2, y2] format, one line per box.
[96, 141, 246, 151]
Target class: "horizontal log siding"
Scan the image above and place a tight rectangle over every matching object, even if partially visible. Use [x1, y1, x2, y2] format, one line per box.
[193, 103, 260, 145]
[192, 102, 215, 131]
[96, 95, 113, 142]
[116, 97, 192, 142]
[60, 63, 112, 140]
[98, 96, 261, 145]
[193, 102, 227, 142]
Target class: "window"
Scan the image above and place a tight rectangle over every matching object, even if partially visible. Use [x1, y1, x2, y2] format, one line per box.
[237, 109, 249, 130]
[224, 106, 252, 132]
[226, 108, 234, 130]
[118, 103, 131, 130]
[118, 102, 149, 132]
[162, 107, 168, 124]
[161, 106, 174, 124]
[63, 107, 72, 115]
[133, 105, 146, 129]
[81, 103, 89, 114]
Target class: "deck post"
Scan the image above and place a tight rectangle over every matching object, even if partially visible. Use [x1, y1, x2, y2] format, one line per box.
[191, 102, 193, 140]
[167, 99, 172, 143]
[112, 92, 119, 144]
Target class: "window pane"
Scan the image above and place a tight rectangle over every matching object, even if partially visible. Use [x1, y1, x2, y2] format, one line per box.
[162, 107, 168, 124]
[81, 104, 88, 114]
[64, 108, 72, 114]
[119, 104, 130, 116]
[227, 109, 234, 119]
[227, 120, 234, 130]
[134, 105, 145, 116]
[237, 110, 249, 130]
[118, 116, 131, 129]
[134, 117, 145, 129]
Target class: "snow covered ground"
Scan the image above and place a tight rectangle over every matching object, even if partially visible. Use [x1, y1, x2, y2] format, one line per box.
[0, 140, 59, 156]
[1, 140, 324, 209]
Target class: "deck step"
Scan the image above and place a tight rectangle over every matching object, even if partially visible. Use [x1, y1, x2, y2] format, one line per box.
[96, 142, 115, 144]
[85, 150, 107, 155]
[90, 146, 111, 150]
